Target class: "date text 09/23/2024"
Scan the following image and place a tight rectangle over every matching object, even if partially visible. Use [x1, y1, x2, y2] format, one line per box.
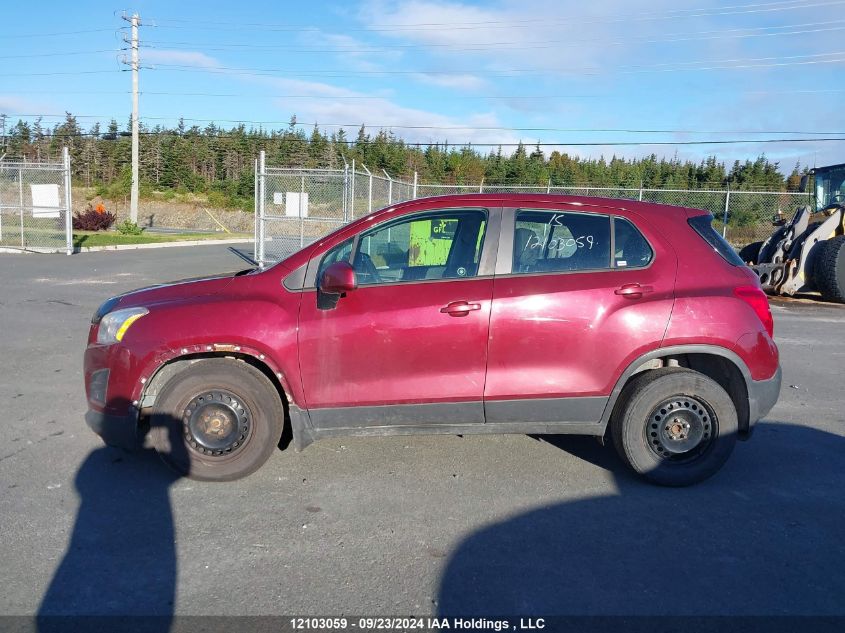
[289, 617, 546, 631]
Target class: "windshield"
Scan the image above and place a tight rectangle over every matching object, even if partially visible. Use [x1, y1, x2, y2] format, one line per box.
[814, 165, 845, 210]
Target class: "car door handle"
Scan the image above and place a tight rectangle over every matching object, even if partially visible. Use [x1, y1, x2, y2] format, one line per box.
[614, 283, 653, 299]
[440, 301, 482, 316]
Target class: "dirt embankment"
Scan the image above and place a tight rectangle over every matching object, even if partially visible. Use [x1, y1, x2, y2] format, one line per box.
[72, 189, 253, 233]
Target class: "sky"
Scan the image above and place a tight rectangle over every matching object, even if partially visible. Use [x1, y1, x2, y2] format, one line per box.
[1, 0, 844, 173]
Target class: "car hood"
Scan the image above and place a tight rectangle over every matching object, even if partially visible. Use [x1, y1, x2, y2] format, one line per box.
[109, 269, 254, 311]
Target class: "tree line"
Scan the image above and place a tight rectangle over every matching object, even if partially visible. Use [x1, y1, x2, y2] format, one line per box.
[1, 113, 805, 210]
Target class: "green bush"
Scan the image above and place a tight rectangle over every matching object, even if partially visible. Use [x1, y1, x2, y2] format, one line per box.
[729, 206, 761, 228]
[116, 220, 145, 235]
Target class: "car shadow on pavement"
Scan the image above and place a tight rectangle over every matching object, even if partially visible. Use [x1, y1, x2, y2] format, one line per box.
[37, 411, 188, 631]
[437, 422, 845, 617]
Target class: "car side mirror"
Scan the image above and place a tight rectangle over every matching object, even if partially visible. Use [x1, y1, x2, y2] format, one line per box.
[319, 261, 357, 295]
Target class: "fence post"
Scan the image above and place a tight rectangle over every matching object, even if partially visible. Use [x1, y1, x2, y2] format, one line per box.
[479, 177, 484, 193]
[63, 147, 72, 255]
[253, 158, 258, 259]
[361, 164, 373, 215]
[383, 169, 393, 204]
[350, 159, 355, 219]
[19, 166, 24, 248]
[258, 150, 266, 267]
[722, 184, 731, 238]
[547, 178, 551, 194]
[300, 174, 305, 247]
[342, 164, 349, 222]
[638, 180, 644, 202]
[413, 171, 418, 199]
[0, 163, 4, 242]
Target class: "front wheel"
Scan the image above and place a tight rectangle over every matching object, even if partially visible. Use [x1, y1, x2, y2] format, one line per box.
[814, 236, 845, 303]
[611, 368, 737, 486]
[149, 358, 285, 481]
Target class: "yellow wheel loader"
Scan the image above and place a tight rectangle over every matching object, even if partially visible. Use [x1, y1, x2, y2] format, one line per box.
[741, 163, 845, 303]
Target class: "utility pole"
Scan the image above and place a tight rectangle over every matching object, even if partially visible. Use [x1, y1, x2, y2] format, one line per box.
[122, 13, 141, 223]
[0, 114, 7, 155]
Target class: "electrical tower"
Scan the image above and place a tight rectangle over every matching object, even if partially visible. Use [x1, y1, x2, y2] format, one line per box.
[121, 13, 141, 223]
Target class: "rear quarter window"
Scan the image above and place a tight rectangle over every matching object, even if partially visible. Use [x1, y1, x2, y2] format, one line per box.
[688, 214, 745, 266]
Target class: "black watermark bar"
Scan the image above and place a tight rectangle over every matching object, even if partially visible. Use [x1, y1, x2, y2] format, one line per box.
[3, 617, 845, 633]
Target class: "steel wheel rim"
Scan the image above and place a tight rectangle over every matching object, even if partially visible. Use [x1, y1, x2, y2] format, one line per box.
[182, 390, 251, 457]
[645, 395, 715, 461]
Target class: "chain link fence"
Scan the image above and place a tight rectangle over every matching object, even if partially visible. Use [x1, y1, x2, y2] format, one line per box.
[0, 148, 72, 254]
[254, 155, 808, 266]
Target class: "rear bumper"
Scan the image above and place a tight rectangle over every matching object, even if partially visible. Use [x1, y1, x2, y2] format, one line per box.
[85, 408, 140, 450]
[746, 365, 782, 435]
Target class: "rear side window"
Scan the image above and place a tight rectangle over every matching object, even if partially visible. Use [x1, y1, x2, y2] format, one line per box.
[513, 210, 611, 273]
[688, 214, 745, 266]
[613, 217, 653, 268]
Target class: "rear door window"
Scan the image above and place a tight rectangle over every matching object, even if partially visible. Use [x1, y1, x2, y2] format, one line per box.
[513, 210, 611, 273]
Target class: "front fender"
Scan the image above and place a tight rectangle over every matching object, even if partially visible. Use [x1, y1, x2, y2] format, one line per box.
[116, 288, 304, 409]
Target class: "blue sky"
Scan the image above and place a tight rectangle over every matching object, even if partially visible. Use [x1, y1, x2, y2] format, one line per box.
[1, 0, 844, 172]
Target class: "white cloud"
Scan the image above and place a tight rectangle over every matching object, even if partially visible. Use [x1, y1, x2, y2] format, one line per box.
[358, 0, 680, 72]
[141, 49, 220, 68]
[412, 72, 487, 90]
[244, 75, 522, 147]
[0, 94, 57, 116]
[307, 32, 399, 72]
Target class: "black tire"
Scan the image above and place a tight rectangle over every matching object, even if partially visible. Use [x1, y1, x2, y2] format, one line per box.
[150, 358, 284, 481]
[813, 236, 845, 303]
[610, 368, 738, 487]
[738, 240, 764, 265]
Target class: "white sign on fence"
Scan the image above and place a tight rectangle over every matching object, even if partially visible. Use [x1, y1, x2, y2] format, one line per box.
[285, 192, 309, 218]
[31, 184, 61, 218]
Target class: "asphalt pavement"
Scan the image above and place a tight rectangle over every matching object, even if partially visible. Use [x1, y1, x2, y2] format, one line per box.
[0, 245, 843, 618]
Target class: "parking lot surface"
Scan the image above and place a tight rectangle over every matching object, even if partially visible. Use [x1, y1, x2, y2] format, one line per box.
[1, 245, 844, 616]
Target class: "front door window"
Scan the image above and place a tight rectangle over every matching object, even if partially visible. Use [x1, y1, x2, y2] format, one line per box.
[354, 210, 487, 284]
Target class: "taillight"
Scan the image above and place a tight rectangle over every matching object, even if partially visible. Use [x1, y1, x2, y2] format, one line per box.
[734, 285, 774, 338]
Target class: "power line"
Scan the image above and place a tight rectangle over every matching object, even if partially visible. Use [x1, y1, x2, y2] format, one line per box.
[8, 88, 845, 100]
[3, 27, 116, 39]
[139, 19, 845, 53]
[13, 130, 845, 148]
[0, 49, 123, 60]
[136, 118, 845, 136]
[145, 51, 845, 77]
[0, 70, 120, 78]
[148, 0, 845, 33]
[6, 113, 844, 136]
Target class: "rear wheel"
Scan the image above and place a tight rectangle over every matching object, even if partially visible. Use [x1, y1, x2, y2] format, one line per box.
[813, 236, 845, 303]
[611, 368, 738, 486]
[150, 358, 285, 481]
[738, 240, 764, 265]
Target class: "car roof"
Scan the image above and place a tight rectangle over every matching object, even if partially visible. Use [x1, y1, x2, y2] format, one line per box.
[386, 192, 706, 219]
[275, 193, 707, 271]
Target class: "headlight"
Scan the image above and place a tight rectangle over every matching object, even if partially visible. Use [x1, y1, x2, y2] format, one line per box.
[97, 307, 149, 344]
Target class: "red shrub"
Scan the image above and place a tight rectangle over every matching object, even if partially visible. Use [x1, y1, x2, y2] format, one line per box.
[73, 208, 116, 231]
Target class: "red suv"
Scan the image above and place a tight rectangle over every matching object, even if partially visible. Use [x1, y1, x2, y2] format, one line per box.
[84, 194, 780, 486]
